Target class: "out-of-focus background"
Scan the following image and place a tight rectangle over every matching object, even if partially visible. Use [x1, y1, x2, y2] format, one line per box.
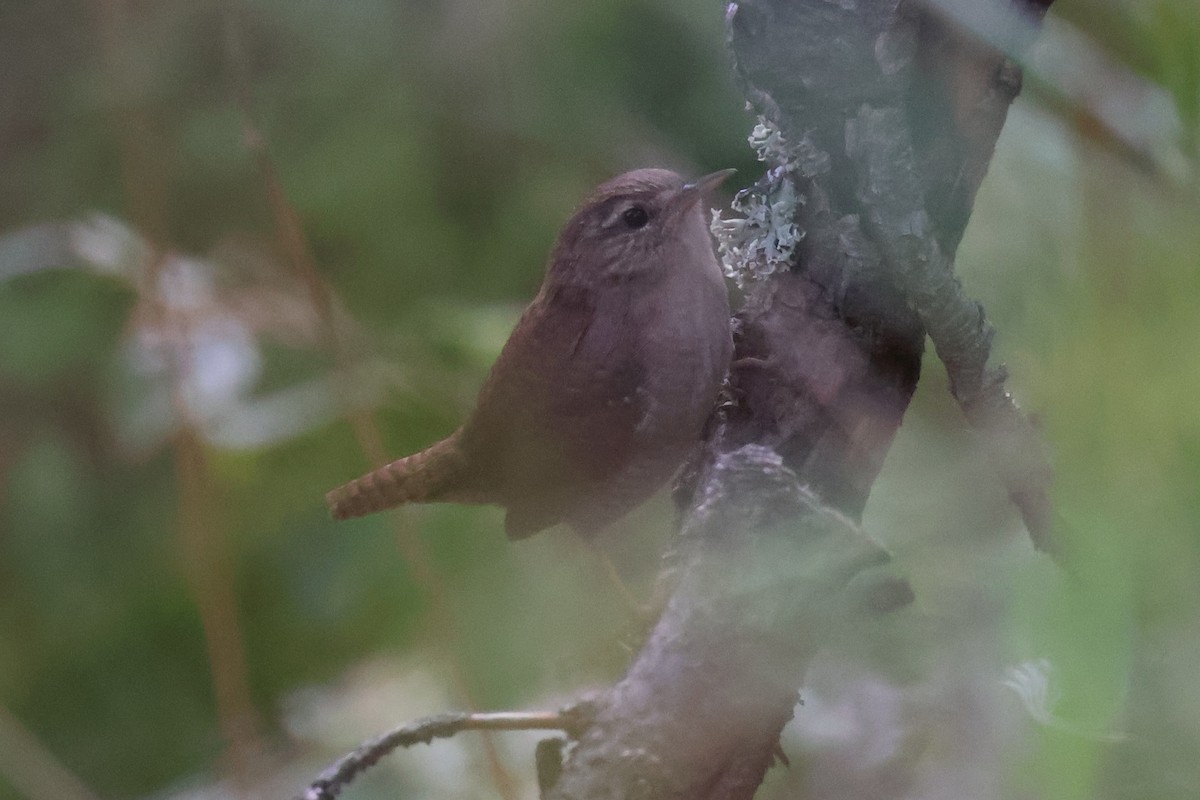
[1, 1, 1197, 798]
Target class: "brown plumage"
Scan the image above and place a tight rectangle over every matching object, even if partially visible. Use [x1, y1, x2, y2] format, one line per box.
[326, 168, 734, 539]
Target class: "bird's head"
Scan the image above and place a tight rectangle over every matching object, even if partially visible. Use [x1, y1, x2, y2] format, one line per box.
[546, 167, 735, 284]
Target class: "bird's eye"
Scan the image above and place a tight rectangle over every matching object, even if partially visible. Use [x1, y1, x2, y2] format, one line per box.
[621, 205, 650, 229]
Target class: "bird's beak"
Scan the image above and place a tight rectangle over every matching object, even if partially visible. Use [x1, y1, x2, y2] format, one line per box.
[677, 168, 737, 208]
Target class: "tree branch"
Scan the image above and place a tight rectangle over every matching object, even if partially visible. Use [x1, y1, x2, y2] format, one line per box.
[544, 0, 1058, 796]
[544, 446, 911, 800]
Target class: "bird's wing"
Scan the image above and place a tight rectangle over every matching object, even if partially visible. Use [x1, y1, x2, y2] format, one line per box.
[461, 281, 649, 535]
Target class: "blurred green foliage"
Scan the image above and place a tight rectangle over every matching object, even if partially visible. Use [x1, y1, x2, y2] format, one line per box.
[1, 1, 1198, 799]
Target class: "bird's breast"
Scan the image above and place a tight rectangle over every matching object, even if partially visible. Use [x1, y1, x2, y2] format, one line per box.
[628, 261, 732, 442]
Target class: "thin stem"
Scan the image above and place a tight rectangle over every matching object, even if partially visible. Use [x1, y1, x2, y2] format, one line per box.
[0, 706, 104, 800]
[220, 5, 519, 797]
[95, 1, 263, 792]
[294, 711, 570, 800]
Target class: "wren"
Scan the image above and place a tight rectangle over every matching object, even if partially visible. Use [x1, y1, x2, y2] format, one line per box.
[326, 168, 734, 539]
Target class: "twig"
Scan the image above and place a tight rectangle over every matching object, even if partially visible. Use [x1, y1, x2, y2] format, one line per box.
[293, 710, 577, 800]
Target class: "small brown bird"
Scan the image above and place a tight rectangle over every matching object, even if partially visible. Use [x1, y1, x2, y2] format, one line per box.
[326, 168, 734, 539]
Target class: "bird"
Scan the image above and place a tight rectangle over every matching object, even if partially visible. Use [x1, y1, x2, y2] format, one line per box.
[326, 167, 734, 541]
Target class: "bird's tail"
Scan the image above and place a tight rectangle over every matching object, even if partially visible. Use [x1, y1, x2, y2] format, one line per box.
[325, 430, 476, 520]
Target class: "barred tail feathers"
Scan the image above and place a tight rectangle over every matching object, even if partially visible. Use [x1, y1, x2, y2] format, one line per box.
[325, 432, 475, 520]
